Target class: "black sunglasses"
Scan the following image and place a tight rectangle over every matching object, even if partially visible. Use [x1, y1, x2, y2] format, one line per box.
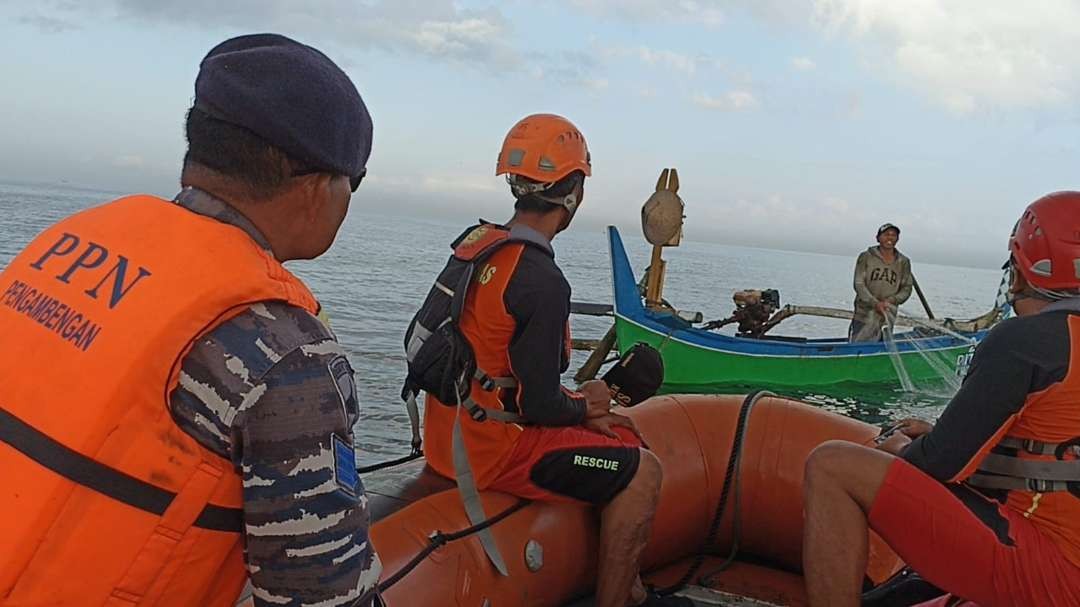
[293, 166, 366, 193]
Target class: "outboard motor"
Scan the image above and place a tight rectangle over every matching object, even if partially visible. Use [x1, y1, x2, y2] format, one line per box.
[703, 289, 781, 337]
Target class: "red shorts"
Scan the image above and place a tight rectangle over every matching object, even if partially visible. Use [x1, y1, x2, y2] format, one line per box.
[869, 458, 1080, 607]
[486, 425, 642, 504]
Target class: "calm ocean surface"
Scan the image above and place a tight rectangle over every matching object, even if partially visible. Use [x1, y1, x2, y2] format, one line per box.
[0, 181, 1004, 462]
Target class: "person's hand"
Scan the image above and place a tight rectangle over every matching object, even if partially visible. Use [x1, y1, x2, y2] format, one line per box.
[582, 412, 642, 440]
[579, 379, 612, 418]
[876, 431, 912, 455]
[875, 300, 891, 316]
[895, 417, 933, 438]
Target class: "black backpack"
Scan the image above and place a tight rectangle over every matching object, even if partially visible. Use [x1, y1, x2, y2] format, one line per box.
[402, 223, 552, 411]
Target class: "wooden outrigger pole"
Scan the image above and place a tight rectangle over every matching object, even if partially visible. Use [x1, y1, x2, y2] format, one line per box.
[642, 168, 684, 309]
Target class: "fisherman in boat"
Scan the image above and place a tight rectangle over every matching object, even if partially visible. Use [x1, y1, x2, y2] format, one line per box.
[0, 35, 382, 607]
[803, 192, 1080, 606]
[849, 223, 913, 342]
[415, 114, 683, 607]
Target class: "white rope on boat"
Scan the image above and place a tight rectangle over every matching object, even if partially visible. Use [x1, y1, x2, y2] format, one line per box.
[897, 314, 978, 345]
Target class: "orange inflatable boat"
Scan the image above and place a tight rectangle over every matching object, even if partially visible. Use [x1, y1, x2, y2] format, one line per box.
[357, 393, 909, 606]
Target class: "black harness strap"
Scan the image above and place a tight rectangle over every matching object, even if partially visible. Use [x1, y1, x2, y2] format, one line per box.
[0, 407, 242, 532]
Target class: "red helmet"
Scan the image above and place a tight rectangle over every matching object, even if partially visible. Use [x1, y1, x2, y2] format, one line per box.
[1009, 191, 1080, 291]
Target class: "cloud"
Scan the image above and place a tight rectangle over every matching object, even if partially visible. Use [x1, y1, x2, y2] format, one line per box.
[530, 50, 605, 87]
[416, 173, 500, 194]
[812, 0, 1080, 112]
[15, 1, 638, 88]
[582, 78, 610, 92]
[565, 0, 725, 27]
[354, 173, 510, 221]
[16, 13, 81, 33]
[601, 45, 735, 82]
[692, 90, 758, 110]
[111, 155, 145, 169]
[21, 0, 522, 70]
[562, 0, 812, 26]
[686, 185, 1008, 268]
[603, 45, 705, 76]
[573, 1, 1080, 113]
[410, 17, 505, 59]
[636, 47, 699, 75]
[687, 192, 879, 258]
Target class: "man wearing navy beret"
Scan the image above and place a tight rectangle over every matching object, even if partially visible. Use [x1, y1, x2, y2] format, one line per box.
[0, 34, 381, 606]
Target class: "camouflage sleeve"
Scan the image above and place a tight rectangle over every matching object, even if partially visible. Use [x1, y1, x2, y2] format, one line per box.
[169, 302, 381, 607]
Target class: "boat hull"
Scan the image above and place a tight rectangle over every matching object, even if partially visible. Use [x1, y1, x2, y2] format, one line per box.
[605, 226, 985, 390]
[367, 394, 904, 606]
[614, 313, 976, 389]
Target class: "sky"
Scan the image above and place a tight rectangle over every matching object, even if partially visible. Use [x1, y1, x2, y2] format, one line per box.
[2, 1, 1080, 268]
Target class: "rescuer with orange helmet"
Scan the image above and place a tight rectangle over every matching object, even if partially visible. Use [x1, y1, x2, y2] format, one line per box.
[414, 114, 681, 607]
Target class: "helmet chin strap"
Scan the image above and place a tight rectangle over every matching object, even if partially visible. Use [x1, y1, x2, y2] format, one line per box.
[535, 191, 580, 216]
[1032, 285, 1076, 301]
[1007, 283, 1074, 305]
[506, 174, 582, 217]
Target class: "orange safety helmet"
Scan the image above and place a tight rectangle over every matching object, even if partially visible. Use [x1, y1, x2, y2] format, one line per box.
[496, 114, 591, 183]
[1009, 191, 1080, 293]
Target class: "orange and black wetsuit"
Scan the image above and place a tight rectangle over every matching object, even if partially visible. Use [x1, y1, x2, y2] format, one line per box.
[868, 301, 1080, 606]
[423, 223, 641, 504]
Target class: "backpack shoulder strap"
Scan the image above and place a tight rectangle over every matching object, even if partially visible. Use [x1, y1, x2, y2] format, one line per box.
[453, 224, 512, 261]
[452, 223, 553, 262]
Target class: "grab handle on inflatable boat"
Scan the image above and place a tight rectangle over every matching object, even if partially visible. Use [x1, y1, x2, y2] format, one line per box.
[655, 390, 775, 596]
[377, 499, 530, 594]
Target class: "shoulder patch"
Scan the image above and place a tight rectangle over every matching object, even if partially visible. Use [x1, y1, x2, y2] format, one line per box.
[331, 433, 359, 498]
[328, 354, 359, 420]
[454, 225, 510, 261]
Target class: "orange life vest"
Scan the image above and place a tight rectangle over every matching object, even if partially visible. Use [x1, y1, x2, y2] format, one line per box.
[960, 313, 1080, 568]
[422, 227, 572, 488]
[0, 195, 318, 606]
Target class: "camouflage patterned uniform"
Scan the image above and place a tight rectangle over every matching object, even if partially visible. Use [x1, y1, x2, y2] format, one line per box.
[168, 188, 381, 607]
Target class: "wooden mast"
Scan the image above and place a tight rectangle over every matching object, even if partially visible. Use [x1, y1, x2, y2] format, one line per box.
[575, 167, 686, 382]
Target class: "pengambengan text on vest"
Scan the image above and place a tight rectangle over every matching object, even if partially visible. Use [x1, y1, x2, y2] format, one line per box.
[2, 280, 101, 352]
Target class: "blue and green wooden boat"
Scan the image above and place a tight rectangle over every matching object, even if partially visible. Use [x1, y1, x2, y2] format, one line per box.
[606, 226, 1001, 391]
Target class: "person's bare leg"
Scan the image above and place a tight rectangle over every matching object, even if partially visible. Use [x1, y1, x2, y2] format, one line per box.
[595, 449, 663, 607]
[802, 440, 895, 607]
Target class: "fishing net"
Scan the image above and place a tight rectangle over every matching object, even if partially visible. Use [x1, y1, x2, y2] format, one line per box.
[881, 267, 1013, 395]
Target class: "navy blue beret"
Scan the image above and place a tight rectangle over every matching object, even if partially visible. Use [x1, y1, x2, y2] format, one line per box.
[194, 33, 372, 178]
